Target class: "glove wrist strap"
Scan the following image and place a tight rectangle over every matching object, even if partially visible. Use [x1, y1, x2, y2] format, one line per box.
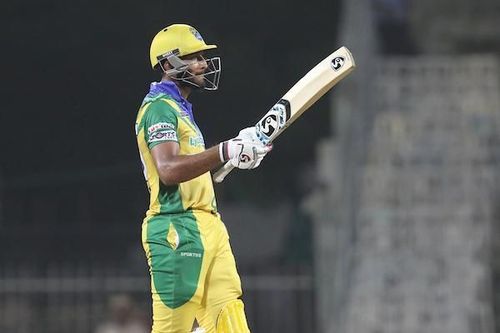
[219, 142, 229, 162]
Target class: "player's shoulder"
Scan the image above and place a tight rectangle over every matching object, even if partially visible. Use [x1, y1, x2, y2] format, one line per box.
[146, 97, 179, 116]
[140, 97, 180, 130]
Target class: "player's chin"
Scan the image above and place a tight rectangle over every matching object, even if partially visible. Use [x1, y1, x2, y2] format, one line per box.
[193, 76, 206, 87]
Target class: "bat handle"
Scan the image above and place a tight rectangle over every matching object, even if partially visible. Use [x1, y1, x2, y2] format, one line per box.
[213, 161, 235, 183]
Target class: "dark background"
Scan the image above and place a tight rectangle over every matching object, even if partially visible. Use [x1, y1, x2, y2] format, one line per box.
[4, 1, 500, 332]
[1, 0, 340, 265]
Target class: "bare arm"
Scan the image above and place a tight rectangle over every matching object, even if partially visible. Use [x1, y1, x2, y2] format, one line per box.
[151, 141, 222, 186]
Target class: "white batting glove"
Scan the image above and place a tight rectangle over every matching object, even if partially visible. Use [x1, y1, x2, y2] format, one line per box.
[219, 138, 272, 169]
[237, 126, 265, 144]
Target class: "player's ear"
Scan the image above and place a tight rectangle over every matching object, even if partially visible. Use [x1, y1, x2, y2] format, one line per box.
[159, 60, 171, 73]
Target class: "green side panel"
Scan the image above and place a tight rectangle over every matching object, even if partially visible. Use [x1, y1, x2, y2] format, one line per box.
[147, 212, 205, 309]
[158, 182, 184, 214]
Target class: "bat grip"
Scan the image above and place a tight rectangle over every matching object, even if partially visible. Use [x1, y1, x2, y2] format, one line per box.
[213, 161, 235, 183]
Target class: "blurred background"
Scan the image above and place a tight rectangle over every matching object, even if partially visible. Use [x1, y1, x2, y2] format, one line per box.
[2, 0, 500, 332]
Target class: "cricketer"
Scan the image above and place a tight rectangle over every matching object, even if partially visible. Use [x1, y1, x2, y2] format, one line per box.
[134, 24, 271, 333]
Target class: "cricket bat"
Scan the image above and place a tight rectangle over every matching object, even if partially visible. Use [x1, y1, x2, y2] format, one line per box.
[213, 46, 356, 183]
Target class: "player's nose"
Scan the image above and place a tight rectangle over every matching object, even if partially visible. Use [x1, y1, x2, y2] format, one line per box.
[199, 59, 208, 70]
[197, 56, 208, 69]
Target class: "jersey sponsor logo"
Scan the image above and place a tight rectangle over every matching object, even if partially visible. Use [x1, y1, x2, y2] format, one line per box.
[180, 251, 202, 258]
[189, 136, 205, 147]
[147, 122, 175, 135]
[148, 130, 178, 143]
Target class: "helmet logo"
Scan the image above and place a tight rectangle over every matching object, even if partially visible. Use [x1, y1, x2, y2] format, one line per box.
[189, 27, 204, 42]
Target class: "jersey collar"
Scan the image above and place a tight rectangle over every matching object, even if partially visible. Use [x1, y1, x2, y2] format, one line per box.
[144, 81, 195, 123]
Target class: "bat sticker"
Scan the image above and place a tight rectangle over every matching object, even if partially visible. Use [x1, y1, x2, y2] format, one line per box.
[331, 56, 345, 71]
[213, 46, 355, 183]
[255, 99, 290, 143]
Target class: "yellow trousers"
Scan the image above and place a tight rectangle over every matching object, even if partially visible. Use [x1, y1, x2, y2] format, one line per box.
[142, 210, 245, 333]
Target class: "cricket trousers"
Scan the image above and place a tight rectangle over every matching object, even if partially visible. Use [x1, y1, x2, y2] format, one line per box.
[142, 210, 244, 333]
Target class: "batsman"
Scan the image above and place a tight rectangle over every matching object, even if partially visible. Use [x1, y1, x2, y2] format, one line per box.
[135, 24, 271, 333]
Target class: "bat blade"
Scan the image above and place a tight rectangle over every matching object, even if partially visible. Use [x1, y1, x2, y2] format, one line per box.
[214, 46, 355, 183]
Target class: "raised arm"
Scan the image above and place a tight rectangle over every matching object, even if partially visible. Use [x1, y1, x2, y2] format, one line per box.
[151, 142, 221, 186]
[151, 128, 272, 186]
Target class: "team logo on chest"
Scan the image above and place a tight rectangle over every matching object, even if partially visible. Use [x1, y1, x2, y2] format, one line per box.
[189, 136, 205, 147]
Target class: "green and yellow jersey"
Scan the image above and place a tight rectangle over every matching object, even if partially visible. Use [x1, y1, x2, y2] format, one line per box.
[135, 81, 218, 217]
[136, 82, 244, 324]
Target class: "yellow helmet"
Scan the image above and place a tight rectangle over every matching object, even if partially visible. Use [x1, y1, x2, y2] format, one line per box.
[149, 24, 217, 69]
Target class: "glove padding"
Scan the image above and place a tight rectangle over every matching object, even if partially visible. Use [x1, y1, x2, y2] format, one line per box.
[219, 139, 272, 169]
[237, 127, 266, 144]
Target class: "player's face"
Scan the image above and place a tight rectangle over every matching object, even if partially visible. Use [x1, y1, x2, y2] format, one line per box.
[182, 52, 208, 87]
